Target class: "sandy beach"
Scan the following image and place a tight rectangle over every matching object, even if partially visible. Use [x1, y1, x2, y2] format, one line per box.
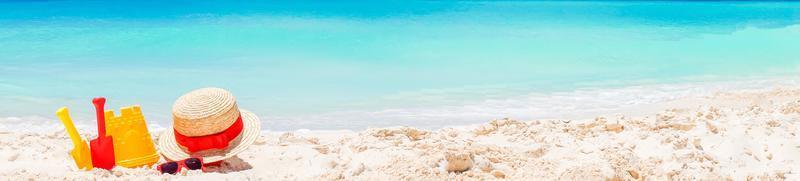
[3, 1, 799, 180]
[2, 87, 800, 180]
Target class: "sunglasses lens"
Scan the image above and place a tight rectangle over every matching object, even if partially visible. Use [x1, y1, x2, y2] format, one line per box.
[159, 162, 179, 174]
[184, 158, 203, 170]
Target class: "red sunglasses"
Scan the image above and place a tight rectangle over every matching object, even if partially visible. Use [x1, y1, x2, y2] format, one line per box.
[157, 157, 205, 174]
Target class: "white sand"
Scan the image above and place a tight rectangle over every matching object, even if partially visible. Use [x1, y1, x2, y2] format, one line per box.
[2, 88, 800, 180]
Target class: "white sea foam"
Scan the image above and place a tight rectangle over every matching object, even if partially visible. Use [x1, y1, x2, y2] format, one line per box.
[262, 76, 800, 131]
[0, 116, 68, 133]
[3, 76, 800, 132]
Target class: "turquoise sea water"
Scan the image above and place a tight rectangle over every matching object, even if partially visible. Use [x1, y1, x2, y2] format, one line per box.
[1, 1, 799, 131]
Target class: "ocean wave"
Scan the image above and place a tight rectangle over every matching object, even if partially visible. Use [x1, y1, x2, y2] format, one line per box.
[3, 76, 800, 132]
[262, 76, 800, 131]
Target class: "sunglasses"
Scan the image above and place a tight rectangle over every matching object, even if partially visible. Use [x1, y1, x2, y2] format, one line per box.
[157, 157, 205, 174]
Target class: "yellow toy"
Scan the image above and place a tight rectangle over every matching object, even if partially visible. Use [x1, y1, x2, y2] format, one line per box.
[104, 105, 160, 168]
[55, 107, 94, 170]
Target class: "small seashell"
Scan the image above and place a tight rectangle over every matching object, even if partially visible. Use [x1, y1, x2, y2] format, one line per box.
[313, 146, 330, 154]
[627, 170, 640, 179]
[7, 152, 19, 162]
[491, 170, 506, 178]
[605, 124, 624, 133]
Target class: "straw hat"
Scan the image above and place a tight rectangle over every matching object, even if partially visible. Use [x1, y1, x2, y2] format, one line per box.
[158, 87, 261, 163]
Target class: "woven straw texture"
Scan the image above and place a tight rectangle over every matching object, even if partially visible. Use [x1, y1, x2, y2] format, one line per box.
[172, 87, 240, 136]
[159, 110, 261, 163]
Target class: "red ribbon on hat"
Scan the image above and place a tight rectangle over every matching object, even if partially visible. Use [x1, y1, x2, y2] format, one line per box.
[174, 115, 244, 153]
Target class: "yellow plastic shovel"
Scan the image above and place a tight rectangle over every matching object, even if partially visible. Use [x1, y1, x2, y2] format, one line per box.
[56, 107, 94, 170]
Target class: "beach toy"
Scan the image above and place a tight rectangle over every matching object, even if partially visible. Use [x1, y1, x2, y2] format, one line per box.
[55, 107, 94, 170]
[90, 97, 116, 170]
[104, 105, 159, 168]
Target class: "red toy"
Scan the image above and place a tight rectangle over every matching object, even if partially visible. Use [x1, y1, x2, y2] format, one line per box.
[90, 97, 116, 170]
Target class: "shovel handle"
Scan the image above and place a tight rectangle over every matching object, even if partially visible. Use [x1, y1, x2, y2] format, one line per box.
[56, 107, 83, 147]
[92, 97, 107, 137]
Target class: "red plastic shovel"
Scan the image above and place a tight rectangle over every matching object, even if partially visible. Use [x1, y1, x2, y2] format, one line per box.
[90, 97, 115, 170]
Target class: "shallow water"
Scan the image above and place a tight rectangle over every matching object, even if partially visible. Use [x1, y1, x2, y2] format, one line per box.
[1, 1, 799, 130]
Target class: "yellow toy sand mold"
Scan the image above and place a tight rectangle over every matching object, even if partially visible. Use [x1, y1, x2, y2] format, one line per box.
[104, 105, 160, 168]
[55, 107, 94, 170]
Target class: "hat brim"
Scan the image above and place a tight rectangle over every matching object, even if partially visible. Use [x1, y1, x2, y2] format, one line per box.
[158, 109, 261, 163]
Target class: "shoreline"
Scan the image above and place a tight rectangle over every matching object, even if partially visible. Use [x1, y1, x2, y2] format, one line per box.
[3, 75, 800, 133]
[2, 86, 800, 180]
